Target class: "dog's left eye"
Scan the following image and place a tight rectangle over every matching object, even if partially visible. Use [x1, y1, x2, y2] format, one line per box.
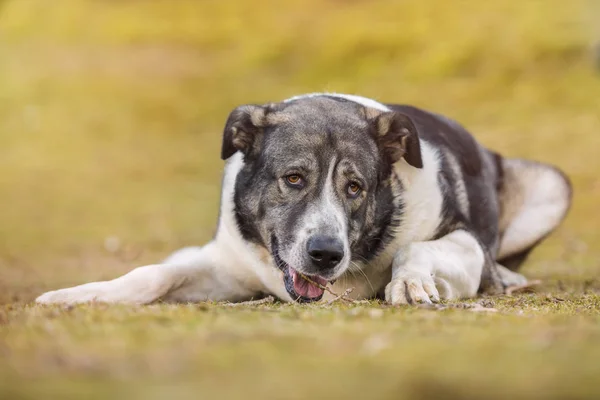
[347, 182, 362, 198]
[285, 174, 304, 188]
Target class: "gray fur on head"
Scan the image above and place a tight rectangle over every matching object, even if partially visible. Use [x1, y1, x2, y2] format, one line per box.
[223, 96, 422, 301]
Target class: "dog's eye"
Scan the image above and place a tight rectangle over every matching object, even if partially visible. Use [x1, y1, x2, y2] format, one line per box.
[347, 182, 362, 198]
[285, 174, 304, 187]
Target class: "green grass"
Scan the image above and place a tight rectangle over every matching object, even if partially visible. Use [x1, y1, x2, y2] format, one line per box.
[1, 0, 600, 398]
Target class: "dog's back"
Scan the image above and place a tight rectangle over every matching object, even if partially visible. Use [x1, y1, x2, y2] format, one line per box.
[387, 104, 572, 272]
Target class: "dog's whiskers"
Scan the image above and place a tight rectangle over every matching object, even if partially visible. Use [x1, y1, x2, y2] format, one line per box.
[350, 260, 375, 293]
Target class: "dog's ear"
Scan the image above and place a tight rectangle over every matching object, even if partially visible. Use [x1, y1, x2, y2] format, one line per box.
[367, 109, 423, 169]
[221, 104, 270, 160]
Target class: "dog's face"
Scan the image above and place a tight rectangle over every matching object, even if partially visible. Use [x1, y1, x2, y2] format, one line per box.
[221, 96, 422, 302]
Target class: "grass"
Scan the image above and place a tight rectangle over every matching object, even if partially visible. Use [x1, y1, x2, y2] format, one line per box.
[1, 0, 600, 398]
[3, 297, 600, 399]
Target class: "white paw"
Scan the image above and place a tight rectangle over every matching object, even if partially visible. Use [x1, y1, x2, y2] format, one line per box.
[35, 282, 108, 305]
[36, 289, 92, 305]
[385, 270, 440, 305]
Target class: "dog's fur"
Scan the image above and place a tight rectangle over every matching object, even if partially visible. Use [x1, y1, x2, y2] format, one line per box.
[36, 93, 572, 305]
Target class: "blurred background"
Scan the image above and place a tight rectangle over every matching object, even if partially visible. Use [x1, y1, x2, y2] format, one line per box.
[1, 0, 599, 303]
[2, 2, 600, 399]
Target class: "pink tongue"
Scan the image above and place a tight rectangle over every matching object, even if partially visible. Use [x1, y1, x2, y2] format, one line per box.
[292, 269, 327, 299]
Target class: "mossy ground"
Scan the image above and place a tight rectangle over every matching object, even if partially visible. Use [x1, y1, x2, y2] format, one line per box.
[1, 1, 599, 399]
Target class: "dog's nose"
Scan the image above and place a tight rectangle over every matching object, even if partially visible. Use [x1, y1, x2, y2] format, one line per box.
[307, 236, 344, 270]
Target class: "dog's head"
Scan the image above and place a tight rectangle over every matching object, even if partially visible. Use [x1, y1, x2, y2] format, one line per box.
[221, 96, 422, 302]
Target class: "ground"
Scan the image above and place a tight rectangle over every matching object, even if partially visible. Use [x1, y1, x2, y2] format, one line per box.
[1, 1, 600, 399]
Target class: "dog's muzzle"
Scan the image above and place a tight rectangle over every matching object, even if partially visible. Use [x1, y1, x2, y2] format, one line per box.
[271, 236, 333, 303]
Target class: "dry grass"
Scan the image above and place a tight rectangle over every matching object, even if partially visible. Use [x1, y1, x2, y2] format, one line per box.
[1, 0, 600, 399]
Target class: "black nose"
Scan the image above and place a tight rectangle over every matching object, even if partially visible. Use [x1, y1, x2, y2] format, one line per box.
[306, 236, 344, 271]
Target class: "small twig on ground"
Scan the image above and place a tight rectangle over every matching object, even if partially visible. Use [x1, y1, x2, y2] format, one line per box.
[325, 288, 354, 306]
[223, 296, 275, 307]
[416, 302, 498, 313]
[505, 280, 542, 296]
[298, 273, 357, 304]
[468, 303, 499, 313]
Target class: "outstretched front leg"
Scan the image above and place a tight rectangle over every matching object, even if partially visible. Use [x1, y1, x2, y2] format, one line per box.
[36, 242, 257, 305]
[385, 230, 491, 305]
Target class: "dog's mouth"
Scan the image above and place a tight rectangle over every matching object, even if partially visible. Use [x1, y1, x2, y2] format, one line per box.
[271, 236, 330, 303]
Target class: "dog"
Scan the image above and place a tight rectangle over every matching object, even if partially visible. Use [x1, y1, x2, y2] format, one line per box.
[36, 93, 572, 305]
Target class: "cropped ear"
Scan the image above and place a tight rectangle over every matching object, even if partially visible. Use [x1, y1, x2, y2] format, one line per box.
[221, 104, 270, 160]
[367, 110, 423, 169]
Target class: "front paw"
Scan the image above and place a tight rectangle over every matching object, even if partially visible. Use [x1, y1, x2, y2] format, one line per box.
[36, 289, 85, 305]
[36, 289, 94, 305]
[385, 270, 440, 305]
[35, 284, 105, 305]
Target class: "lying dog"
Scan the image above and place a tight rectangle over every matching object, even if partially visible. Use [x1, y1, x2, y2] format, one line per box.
[36, 93, 572, 305]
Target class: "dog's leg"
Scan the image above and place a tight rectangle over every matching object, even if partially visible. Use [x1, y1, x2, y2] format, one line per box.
[385, 230, 485, 305]
[497, 159, 571, 270]
[36, 242, 255, 305]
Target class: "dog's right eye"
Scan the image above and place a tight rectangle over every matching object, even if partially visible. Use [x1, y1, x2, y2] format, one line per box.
[285, 174, 304, 188]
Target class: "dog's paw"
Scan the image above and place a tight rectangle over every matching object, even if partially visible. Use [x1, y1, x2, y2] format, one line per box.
[35, 283, 106, 305]
[496, 264, 528, 287]
[36, 289, 95, 305]
[36, 290, 84, 305]
[385, 270, 440, 305]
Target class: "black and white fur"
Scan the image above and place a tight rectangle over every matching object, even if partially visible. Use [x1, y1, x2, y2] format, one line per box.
[36, 93, 572, 306]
